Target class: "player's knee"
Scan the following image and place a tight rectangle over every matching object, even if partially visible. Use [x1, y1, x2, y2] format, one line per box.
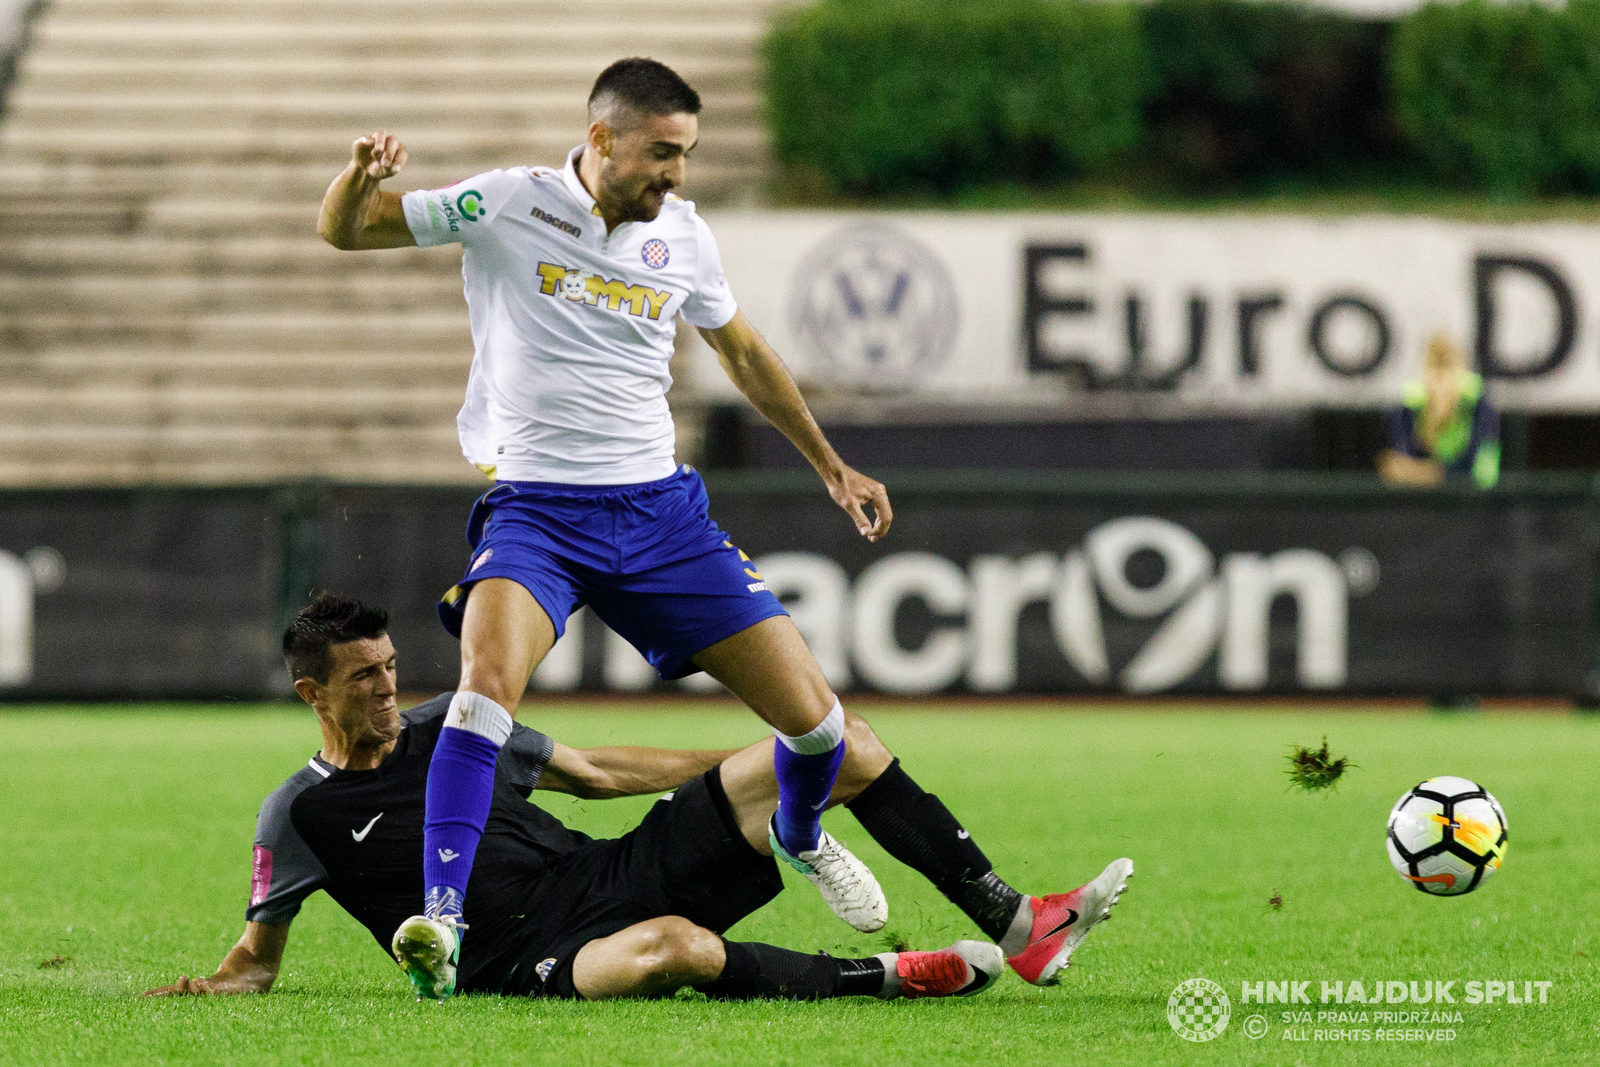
[456, 659, 524, 712]
[840, 711, 894, 791]
[842, 710, 878, 749]
[635, 918, 723, 984]
[677, 923, 726, 982]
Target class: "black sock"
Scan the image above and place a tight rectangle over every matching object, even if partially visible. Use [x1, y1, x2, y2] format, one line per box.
[846, 759, 1025, 942]
[699, 941, 886, 1000]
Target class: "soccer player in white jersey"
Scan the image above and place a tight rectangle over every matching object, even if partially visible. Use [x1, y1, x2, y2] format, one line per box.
[318, 59, 893, 998]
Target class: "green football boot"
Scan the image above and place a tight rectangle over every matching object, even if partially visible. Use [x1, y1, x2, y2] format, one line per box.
[391, 914, 465, 1001]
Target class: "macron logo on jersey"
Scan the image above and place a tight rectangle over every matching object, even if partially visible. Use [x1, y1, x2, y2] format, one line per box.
[530, 206, 582, 238]
[536, 262, 672, 321]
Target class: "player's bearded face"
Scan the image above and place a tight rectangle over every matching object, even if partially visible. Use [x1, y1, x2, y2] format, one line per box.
[597, 112, 697, 223]
[320, 636, 401, 745]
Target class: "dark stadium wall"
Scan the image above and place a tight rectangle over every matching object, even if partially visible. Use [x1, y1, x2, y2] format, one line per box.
[0, 477, 1595, 702]
[716, 412, 1600, 476]
[729, 416, 1315, 473]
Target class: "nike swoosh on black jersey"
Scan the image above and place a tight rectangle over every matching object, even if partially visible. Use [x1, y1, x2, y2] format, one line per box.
[1039, 909, 1080, 941]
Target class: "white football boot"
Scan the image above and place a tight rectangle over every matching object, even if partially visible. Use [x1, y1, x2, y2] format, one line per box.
[391, 914, 465, 1001]
[769, 819, 889, 933]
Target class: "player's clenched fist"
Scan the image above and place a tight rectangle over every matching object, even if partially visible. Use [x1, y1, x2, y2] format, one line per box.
[319, 129, 417, 249]
[353, 129, 408, 180]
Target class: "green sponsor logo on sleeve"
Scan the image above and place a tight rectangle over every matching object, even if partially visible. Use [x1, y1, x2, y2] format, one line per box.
[455, 190, 486, 221]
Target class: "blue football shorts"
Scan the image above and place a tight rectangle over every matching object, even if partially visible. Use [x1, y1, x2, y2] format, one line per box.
[437, 465, 788, 680]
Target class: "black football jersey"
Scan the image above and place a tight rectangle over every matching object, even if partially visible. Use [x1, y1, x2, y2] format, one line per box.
[246, 695, 586, 989]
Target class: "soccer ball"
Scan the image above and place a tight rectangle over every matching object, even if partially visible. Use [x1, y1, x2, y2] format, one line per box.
[1386, 776, 1507, 896]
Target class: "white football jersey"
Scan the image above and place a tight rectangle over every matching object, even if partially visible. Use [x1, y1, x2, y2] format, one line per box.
[401, 145, 739, 484]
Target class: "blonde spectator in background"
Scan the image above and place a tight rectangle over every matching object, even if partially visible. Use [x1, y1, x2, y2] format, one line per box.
[1378, 332, 1500, 489]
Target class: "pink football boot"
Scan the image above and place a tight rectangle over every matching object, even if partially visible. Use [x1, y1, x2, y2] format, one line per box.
[1006, 858, 1134, 985]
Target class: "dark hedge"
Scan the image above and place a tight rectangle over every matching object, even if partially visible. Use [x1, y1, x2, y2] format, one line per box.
[1392, 0, 1600, 196]
[766, 0, 1600, 199]
[765, 0, 1145, 195]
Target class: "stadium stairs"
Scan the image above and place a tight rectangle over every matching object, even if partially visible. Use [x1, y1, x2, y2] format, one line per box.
[0, 0, 782, 486]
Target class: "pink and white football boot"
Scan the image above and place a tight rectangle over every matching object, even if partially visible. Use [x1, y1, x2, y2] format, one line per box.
[1005, 857, 1133, 986]
[887, 940, 1004, 1000]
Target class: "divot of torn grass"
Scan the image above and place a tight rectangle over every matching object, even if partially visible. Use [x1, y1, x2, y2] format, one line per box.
[1287, 736, 1352, 791]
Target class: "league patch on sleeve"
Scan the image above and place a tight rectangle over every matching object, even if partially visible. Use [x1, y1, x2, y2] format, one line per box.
[250, 845, 274, 906]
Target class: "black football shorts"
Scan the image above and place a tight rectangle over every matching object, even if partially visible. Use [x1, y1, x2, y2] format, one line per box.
[477, 766, 783, 998]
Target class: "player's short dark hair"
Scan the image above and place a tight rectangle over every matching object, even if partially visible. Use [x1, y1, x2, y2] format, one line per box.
[282, 592, 389, 683]
[588, 58, 701, 125]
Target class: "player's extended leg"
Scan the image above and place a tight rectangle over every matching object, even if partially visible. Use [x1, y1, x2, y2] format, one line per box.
[691, 616, 885, 931]
[399, 579, 557, 999]
[569, 916, 1000, 1002]
[841, 736, 1133, 986]
[719, 714, 1134, 987]
[691, 616, 837, 845]
[427, 578, 556, 920]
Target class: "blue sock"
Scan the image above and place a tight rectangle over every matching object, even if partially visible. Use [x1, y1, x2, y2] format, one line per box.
[772, 699, 847, 855]
[422, 691, 512, 921]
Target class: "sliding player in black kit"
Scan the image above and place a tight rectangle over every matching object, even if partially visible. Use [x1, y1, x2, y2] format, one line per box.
[145, 596, 1131, 1002]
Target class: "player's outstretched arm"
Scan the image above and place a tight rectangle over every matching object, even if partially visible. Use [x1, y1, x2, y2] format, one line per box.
[538, 741, 744, 799]
[700, 311, 892, 542]
[317, 129, 417, 251]
[141, 921, 289, 997]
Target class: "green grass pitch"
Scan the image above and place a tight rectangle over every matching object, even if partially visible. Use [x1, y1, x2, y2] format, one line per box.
[1, 703, 1595, 1065]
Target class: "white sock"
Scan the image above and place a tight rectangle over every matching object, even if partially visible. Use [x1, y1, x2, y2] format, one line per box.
[776, 698, 845, 755]
[446, 690, 513, 747]
[999, 898, 1036, 957]
[873, 952, 903, 999]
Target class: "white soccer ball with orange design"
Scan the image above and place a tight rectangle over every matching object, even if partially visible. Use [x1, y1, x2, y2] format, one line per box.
[1386, 776, 1507, 896]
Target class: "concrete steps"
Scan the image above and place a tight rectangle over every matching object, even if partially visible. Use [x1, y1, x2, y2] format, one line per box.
[20, 55, 760, 94]
[0, 384, 466, 426]
[0, 161, 759, 215]
[0, 130, 765, 173]
[0, 311, 474, 350]
[0, 0, 787, 486]
[6, 92, 763, 133]
[0, 423, 477, 486]
[2, 348, 470, 389]
[30, 21, 768, 61]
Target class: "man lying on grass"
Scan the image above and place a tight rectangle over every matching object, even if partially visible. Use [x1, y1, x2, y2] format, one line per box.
[145, 594, 1131, 1002]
